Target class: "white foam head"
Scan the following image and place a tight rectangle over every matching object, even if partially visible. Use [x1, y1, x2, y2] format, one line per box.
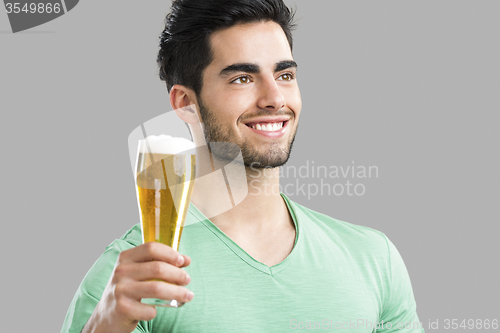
[139, 135, 195, 154]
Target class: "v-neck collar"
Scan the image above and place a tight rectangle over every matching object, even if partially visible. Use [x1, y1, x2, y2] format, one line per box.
[187, 193, 301, 276]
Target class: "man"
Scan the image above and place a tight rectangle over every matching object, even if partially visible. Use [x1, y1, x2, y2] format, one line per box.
[62, 0, 424, 332]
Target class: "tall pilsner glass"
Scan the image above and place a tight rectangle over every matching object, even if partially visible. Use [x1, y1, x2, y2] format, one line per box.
[135, 135, 196, 307]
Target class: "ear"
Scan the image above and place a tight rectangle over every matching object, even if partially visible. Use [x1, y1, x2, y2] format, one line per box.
[170, 84, 200, 124]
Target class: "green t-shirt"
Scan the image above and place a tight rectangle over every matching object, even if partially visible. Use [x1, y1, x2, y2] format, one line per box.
[62, 193, 424, 332]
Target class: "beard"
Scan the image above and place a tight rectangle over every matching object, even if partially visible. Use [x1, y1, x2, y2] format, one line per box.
[197, 96, 297, 169]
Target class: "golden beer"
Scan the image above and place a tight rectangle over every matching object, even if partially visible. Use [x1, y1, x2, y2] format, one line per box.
[136, 152, 196, 250]
[134, 136, 196, 307]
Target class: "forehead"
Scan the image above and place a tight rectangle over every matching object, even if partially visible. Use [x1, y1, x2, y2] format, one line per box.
[208, 21, 293, 70]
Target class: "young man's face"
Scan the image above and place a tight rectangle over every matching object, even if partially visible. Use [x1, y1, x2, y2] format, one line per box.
[197, 20, 302, 168]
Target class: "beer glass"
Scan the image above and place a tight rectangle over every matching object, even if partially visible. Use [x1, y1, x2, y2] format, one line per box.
[135, 135, 196, 307]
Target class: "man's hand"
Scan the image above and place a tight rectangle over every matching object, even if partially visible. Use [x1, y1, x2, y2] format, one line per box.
[82, 242, 193, 333]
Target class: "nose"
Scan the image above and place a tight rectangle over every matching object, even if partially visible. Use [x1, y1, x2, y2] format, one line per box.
[256, 76, 286, 111]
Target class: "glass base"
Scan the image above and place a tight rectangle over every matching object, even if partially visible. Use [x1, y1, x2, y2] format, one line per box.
[141, 298, 185, 307]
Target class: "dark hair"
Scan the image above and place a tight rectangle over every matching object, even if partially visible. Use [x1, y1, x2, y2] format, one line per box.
[157, 0, 296, 95]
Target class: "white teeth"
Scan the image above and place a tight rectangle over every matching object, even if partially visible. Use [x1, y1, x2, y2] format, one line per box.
[250, 122, 284, 131]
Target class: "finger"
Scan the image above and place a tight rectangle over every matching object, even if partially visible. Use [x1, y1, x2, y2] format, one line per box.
[126, 281, 195, 304]
[117, 261, 191, 286]
[115, 296, 158, 323]
[179, 254, 191, 268]
[119, 242, 183, 266]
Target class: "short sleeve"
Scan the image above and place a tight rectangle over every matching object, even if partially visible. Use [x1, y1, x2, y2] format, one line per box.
[61, 230, 152, 333]
[378, 236, 425, 333]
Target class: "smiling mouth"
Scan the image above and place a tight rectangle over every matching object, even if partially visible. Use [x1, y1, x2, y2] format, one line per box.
[245, 121, 287, 132]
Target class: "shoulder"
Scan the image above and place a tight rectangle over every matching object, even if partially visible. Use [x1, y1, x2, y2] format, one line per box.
[286, 196, 391, 256]
[81, 224, 142, 287]
[107, 223, 143, 250]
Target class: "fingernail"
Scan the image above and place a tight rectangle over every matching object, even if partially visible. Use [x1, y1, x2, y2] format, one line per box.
[185, 273, 191, 285]
[177, 255, 184, 266]
[186, 291, 194, 301]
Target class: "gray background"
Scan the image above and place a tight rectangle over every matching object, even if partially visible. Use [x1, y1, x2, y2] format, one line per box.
[1, 0, 498, 331]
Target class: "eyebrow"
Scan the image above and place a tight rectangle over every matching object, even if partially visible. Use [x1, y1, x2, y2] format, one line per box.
[275, 60, 298, 72]
[219, 60, 298, 76]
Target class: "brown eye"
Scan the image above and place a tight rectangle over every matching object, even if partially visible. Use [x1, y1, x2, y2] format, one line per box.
[278, 73, 294, 81]
[233, 76, 251, 84]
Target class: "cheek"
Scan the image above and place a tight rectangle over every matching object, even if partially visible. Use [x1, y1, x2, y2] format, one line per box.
[286, 87, 302, 114]
[214, 93, 254, 121]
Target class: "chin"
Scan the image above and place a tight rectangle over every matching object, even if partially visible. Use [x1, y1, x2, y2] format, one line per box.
[243, 151, 291, 169]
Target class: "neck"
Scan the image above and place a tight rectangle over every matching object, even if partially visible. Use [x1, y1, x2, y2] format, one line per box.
[189, 147, 292, 232]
